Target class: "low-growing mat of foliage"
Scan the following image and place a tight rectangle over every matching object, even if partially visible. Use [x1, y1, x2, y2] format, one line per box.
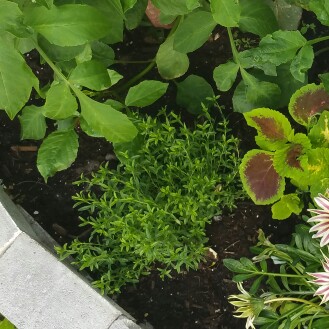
[57, 106, 245, 294]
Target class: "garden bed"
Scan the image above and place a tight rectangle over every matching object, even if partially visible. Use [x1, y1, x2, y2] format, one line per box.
[1, 1, 329, 328]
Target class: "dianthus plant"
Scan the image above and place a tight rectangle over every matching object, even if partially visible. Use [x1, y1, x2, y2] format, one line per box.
[57, 105, 244, 294]
[225, 192, 329, 329]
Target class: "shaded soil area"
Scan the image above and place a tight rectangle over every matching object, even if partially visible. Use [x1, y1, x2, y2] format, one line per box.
[0, 18, 318, 329]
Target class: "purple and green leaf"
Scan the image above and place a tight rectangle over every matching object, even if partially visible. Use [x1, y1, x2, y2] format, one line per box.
[273, 133, 310, 179]
[244, 108, 293, 151]
[239, 150, 285, 205]
[289, 83, 329, 126]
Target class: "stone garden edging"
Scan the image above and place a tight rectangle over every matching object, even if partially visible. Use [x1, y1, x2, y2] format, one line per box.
[0, 187, 141, 329]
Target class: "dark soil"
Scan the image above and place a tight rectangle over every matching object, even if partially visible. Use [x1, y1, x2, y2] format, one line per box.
[0, 17, 318, 329]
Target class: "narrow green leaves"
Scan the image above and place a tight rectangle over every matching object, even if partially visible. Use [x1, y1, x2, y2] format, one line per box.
[125, 80, 169, 107]
[0, 36, 37, 119]
[78, 93, 138, 143]
[43, 83, 78, 119]
[19, 105, 47, 140]
[211, 0, 241, 27]
[37, 129, 79, 181]
[24, 5, 112, 46]
[173, 11, 216, 53]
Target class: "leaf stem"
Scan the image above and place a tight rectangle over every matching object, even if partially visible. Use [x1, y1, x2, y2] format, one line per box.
[114, 59, 154, 64]
[227, 28, 240, 63]
[254, 271, 308, 279]
[264, 297, 326, 311]
[307, 35, 329, 46]
[34, 43, 68, 85]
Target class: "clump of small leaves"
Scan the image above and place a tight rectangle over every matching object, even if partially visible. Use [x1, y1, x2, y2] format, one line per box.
[57, 105, 244, 294]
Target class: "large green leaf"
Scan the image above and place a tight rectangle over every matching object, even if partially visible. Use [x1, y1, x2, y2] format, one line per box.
[0, 0, 23, 33]
[254, 30, 306, 66]
[125, 0, 148, 30]
[239, 150, 285, 205]
[239, 0, 278, 37]
[37, 129, 79, 181]
[91, 41, 115, 67]
[78, 92, 138, 143]
[151, 0, 200, 16]
[267, 0, 303, 30]
[0, 36, 37, 119]
[213, 61, 239, 92]
[125, 80, 168, 107]
[173, 11, 216, 53]
[309, 0, 329, 26]
[43, 83, 78, 120]
[290, 45, 314, 83]
[242, 70, 281, 108]
[69, 60, 112, 91]
[210, 0, 241, 27]
[24, 4, 112, 46]
[176, 75, 214, 114]
[19, 105, 47, 140]
[37, 36, 85, 62]
[156, 35, 189, 80]
[232, 80, 254, 113]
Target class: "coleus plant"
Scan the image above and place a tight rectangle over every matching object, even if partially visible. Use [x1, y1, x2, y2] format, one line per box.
[240, 81, 329, 219]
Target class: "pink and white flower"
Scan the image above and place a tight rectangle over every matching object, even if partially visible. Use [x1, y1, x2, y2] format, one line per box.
[308, 193, 329, 247]
[309, 254, 329, 304]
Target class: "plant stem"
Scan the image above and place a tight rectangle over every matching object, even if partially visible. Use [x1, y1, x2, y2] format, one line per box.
[264, 297, 326, 311]
[115, 60, 156, 93]
[34, 44, 68, 85]
[227, 28, 240, 63]
[307, 35, 329, 46]
[114, 59, 154, 64]
[255, 271, 308, 278]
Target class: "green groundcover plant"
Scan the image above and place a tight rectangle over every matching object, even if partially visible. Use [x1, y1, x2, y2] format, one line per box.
[239, 81, 329, 220]
[225, 192, 329, 329]
[57, 105, 245, 294]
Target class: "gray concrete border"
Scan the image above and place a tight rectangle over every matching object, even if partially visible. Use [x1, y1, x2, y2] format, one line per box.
[0, 187, 142, 329]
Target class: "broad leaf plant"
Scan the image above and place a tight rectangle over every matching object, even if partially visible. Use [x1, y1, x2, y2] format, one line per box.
[240, 81, 329, 219]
